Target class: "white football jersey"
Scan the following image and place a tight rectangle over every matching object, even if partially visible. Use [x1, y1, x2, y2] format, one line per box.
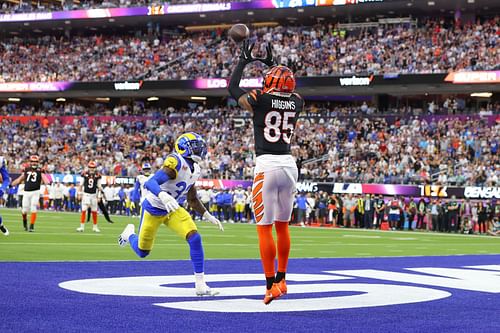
[234, 189, 246, 204]
[145, 153, 201, 209]
[136, 174, 151, 203]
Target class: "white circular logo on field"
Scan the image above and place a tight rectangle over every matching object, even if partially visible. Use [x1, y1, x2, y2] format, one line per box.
[59, 273, 450, 312]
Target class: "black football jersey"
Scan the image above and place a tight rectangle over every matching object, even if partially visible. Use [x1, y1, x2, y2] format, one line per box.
[247, 89, 304, 156]
[82, 172, 101, 194]
[23, 167, 42, 192]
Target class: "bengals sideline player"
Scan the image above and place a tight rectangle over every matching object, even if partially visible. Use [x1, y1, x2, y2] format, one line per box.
[12, 155, 50, 232]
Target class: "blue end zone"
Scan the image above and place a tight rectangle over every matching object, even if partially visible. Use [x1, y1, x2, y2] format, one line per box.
[1, 255, 499, 333]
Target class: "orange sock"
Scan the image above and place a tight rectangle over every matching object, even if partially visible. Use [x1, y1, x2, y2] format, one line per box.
[80, 211, 86, 223]
[257, 224, 276, 278]
[92, 211, 98, 225]
[275, 221, 290, 273]
[30, 213, 37, 225]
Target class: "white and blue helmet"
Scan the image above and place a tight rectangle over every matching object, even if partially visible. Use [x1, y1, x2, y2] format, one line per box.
[174, 132, 208, 163]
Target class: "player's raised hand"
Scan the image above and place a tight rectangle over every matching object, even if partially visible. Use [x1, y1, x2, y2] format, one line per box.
[203, 211, 224, 232]
[257, 42, 275, 67]
[239, 39, 256, 64]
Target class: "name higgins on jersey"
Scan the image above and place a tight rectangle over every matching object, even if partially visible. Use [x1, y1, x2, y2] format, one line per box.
[271, 99, 296, 110]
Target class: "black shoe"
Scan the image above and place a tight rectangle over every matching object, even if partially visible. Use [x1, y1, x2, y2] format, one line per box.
[29, 224, 34, 232]
[23, 221, 28, 231]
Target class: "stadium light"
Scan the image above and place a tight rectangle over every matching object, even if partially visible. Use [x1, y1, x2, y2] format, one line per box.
[56, 98, 66, 102]
[96, 97, 110, 102]
[470, 92, 492, 98]
[191, 96, 207, 101]
[8, 97, 20, 102]
[147, 96, 159, 101]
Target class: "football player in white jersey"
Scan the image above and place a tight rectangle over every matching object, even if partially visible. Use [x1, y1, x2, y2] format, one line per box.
[118, 133, 224, 296]
[233, 185, 247, 222]
[0, 156, 11, 236]
[130, 162, 152, 215]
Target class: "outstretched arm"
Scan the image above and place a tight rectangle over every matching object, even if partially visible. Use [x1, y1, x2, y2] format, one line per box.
[187, 185, 207, 216]
[188, 186, 223, 231]
[11, 173, 24, 187]
[229, 41, 275, 112]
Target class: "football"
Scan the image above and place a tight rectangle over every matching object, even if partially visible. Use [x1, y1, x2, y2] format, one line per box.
[228, 23, 250, 43]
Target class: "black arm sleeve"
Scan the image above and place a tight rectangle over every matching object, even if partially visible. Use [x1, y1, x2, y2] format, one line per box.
[228, 60, 247, 100]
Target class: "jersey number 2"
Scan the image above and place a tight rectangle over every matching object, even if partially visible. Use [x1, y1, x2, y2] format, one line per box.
[264, 111, 295, 144]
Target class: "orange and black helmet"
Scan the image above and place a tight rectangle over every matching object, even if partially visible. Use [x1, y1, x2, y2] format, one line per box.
[263, 65, 296, 93]
[88, 161, 97, 168]
[29, 155, 39, 163]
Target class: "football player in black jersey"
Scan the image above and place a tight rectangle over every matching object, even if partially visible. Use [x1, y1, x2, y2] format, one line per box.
[12, 155, 50, 232]
[77, 161, 103, 233]
[229, 40, 304, 304]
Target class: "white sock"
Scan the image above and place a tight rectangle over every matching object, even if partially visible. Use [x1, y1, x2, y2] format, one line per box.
[195, 272, 205, 286]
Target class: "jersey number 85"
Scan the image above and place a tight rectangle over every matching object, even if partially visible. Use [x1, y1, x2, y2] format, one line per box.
[264, 111, 295, 144]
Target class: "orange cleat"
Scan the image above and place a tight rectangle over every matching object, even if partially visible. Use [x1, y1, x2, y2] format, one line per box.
[276, 279, 287, 295]
[263, 283, 283, 305]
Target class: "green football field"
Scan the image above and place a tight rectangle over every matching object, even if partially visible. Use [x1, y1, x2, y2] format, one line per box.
[0, 209, 499, 261]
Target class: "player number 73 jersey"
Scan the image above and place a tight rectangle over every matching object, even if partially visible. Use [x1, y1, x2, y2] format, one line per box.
[23, 166, 43, 192]
[247, 89, 304, 156]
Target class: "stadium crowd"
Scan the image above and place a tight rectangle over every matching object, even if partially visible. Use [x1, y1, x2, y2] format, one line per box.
[158, 18, 499, 80]
[1, 182, 499, 235]
[0, 32, 217, 82]
[0, 0, 248, 13]
[0, 102, 498, 186]
[0, 18, 498, 82]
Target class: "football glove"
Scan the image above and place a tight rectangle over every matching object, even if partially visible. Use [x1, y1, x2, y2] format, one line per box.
[158, 192, 180, 213]
[239, 41, 275, 67]
[203, 211, 224, 232]
[239, 39, 256, 64]
[258, 42, 275, 66]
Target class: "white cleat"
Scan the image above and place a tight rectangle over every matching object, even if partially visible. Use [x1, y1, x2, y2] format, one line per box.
[92, 226, 100, 233]
[76, 227, 84, 232]
[118, 224, 135, 247]
[2, 228, 9, 236]
[195, 283, 220, 297]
